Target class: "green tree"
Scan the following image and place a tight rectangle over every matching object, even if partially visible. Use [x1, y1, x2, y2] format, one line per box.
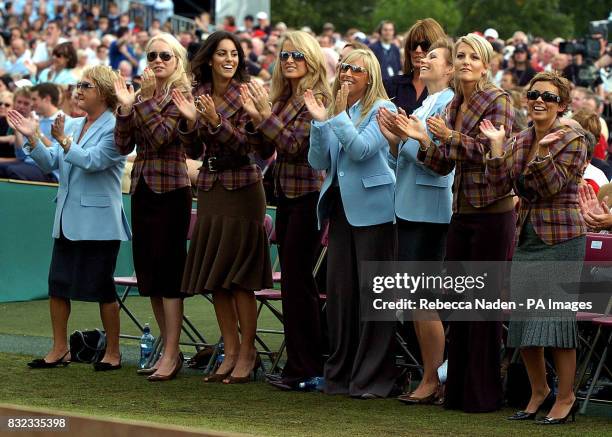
[560, 0, 611, 37]
[456, 0, 574, 40]
[371, 0, 461, 35]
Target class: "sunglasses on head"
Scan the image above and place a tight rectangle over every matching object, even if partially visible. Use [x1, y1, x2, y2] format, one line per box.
[76, 81, 95, 90]
[339, 63, 367, 74]
[279, 51, 306, 62]
[410, 40, 430, 51]
[526, 90, 561, 103]
[147, 51, 173, 62]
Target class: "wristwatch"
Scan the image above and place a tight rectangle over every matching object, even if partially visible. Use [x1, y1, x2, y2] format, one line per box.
[60, 136, 71, 149]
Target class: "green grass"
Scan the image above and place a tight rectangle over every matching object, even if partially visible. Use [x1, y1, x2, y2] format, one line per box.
[0, 300, 610, 436]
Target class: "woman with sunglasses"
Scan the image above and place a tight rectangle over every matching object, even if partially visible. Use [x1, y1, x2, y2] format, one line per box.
[417, 34, 514, 413]
[114, 33, 192, 382]
[240, 31, 331, 390]
[9, 65, 130, 371]
[481, 72, 586, 425]
[306, 49, 398, 399]
[377, 38, 455, 405]
[173, 31, 272, 384]
[384, 19, 446, 118]
[35, 42, 78, 86]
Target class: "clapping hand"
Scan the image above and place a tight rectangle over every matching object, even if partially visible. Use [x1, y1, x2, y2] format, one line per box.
[240, 84, 263, 125]
[195, 94, 220, 127]
[247, 81, 271, 119]
[479, 119, 505, 157]
[7, 109, 37, 139]
[304, 89, 327, 122]
[333, 82, 349, 117]
[578, 183, 612, 231]
[172, 89, 197, 126]
[113, 75, 136, 113]
[51, 114, 66, 143]
[427, 114, 451, 142]
[139, 67, 156, 101]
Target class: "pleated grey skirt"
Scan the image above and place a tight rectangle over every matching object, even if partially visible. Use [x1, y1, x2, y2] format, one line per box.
[507, 222, 585, 349]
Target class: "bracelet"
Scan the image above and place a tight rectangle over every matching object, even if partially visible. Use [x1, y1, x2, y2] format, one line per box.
[445, 131, 453, 144]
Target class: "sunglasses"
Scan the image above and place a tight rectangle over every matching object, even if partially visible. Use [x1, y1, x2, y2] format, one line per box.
[76, 81, 95, 90]
[147, 51, 173, 62]
[526, 90, 561, 103]
[410, 40, 430, 51]
[52, 52, 65, 58]
[279, 51, 306, 62]
[0, 102, 11, 107]
[339, 63, 367, 74]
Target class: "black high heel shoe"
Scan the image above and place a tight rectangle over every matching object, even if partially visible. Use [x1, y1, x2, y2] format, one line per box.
[223, 354, 262, 384]
[507, 390, 555, 420]
[535, 400, 579, 425]
[94, 354, 122, 372]
[27, 351, 71, 368]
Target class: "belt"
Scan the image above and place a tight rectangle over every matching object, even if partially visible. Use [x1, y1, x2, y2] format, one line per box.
[204, 155, 251, 172]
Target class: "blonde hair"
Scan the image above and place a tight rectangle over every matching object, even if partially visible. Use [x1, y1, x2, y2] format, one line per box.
[329, 49, 389, 124]
[82, 65, 119, 109]
[453, 34, 496, 98]
[0, 90, 14, 103]
[270, 31, 331, 104]
[143, 33, 190, 98]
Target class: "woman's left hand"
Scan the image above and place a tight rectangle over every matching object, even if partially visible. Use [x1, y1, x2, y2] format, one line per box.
[247, 81, 271, 119]
[427, 114, 451, 142]
[51, 114, 66, 143]
[195, 94, 220, 127]
[139, 67, 156, 101]
[333, 82, 349, 117]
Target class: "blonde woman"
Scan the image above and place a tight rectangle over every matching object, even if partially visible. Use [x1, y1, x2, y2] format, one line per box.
[241, 31, 331, 390]
[306, 49, 398, 398]
[114, 33, 192, 381]
[9, 66, 131, 371]
[418, 34, 515, 413]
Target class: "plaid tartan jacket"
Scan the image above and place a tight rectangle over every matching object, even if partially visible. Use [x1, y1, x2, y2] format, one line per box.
[418, 85, 514, 210]
[253, 92, 325, 198]
[178, 81, 264, 191]
[114, 94, 190, 194]
[486, 120, 587, 245]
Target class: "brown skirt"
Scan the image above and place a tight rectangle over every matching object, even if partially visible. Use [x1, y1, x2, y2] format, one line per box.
[182, 181, 273, 294]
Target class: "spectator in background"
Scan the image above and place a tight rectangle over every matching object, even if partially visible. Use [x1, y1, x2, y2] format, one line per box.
[3, 38, 32, 77]
[96, 16, 111, 39]
[109, 27, 138, 70]
[384, 18, 446, 116]
[501, 70, 518, 91]
[0, 82, 64, 182]
[509, 43, 536, 86]
[370, 20, 401, 81]
[240, 38, 270, 81]
[484, 28, 499, 45]
[0, 90, 13, 158]
[36, 42, 78, 85]
[91, 44, 110, 67]
[241, 15, 255, 35]
[573, 109, 612, 180]
[31, 20, 66, 74]
[490, 53, 503, 87]
[551, 53, 570, 75]
[118, 59, 133, 80]
[570, 87, 588, 113]
[153, 0, 174, 26]
[254, 11, 271, 37]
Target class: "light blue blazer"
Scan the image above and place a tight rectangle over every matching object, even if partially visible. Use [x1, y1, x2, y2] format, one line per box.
[389, 88, 455, 224]
[308, 99, 397, 227]
[26, 110, 132, 241]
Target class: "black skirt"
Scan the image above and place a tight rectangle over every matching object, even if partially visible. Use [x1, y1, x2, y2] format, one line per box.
[131, 178, 192, 298]
[48, 231, 121, 303]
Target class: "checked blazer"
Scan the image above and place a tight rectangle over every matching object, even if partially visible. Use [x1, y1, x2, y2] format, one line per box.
[486, 120, 587, 245]
[417, 85, 515, 211]
[178, 80, 267, 191]
[253, 90, 325, 198]
[114, 93, 190, 194]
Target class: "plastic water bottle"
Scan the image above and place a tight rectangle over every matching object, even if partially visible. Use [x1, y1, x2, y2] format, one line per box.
[215, 342, 225, 370]
[298, 376, 325, 391]
[139, 323, 155, 369]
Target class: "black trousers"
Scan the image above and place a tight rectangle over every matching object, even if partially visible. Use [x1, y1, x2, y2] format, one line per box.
[324, 190, 398, 397]
[444, 211, 516, 413]
[276, 191, 324, 380]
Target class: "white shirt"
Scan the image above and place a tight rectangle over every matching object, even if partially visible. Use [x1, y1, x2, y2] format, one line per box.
[31, 38, 68, 64]
[584, 163, 609, 188]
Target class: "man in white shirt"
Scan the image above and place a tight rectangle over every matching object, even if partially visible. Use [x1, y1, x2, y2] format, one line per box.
[2, 38, 32, 76]
[31, 20, 66, 73]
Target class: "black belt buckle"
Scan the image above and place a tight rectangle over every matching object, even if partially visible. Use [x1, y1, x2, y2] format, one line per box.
[207, 156, 217, 172]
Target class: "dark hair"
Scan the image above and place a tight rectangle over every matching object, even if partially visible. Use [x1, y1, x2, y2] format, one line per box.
[245, 15, 254, 22]
[47, 19, 62, 31]
[32, 83, 60, 106]
[526, 71, 572, 113]
[240, 38, 253, 50]
[376, 20, 395, 36]
[190, 31, 249, 86]
[403, 18, 446, 74]
[53, 42, 77, 68]
[116, 26, 130, 39]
